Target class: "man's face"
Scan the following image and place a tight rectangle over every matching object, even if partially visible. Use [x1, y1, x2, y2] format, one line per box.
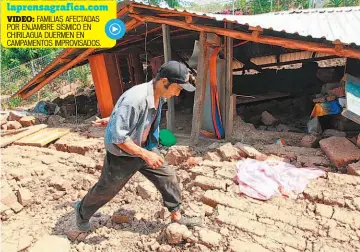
[162, 81, 183, 99]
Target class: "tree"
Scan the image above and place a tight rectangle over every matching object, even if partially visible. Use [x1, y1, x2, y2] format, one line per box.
[144, 0, 182, 8]
[1, 47, 58, 71]
[324, 0, 359, 7]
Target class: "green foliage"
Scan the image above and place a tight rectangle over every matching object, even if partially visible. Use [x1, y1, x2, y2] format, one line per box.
[144, 0, 182, 8]
[1, 46, 58, 71]
[324, 0, 359, 7]
[73, 65, 92, 89]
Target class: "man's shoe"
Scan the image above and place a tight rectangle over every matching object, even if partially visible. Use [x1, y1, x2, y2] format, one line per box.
[173, 215, 203, 228]
[74, 201, 91, 232]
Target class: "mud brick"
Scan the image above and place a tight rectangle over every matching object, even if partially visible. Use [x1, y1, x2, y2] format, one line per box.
[194, 176, 227, 191]
[348, 161, 360, 176]
[320, 137, 360, 168]
[216, 205, 266, 236]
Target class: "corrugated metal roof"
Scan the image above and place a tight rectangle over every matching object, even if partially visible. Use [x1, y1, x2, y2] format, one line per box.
[207, 6, 360, 45]
[128, 2, 360, 45]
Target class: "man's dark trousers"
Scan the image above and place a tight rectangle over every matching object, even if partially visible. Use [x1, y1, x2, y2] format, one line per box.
[78, 150, 182, 221]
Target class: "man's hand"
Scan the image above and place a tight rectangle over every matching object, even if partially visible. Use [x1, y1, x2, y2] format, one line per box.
[141, 150, 164, 169]
[91, 117, 109, 127]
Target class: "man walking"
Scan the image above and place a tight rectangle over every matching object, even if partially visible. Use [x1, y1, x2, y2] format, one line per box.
[75, 61, 200, 231]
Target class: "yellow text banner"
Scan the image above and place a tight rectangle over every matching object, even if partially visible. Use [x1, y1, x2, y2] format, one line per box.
[1, 0, 118, 48]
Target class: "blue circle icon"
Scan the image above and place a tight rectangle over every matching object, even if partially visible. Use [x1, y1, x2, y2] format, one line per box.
[105, 19, 126, 40]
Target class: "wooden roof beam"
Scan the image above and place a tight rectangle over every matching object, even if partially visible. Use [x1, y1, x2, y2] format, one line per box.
[129, 14, 360, 59]
[19, 19, 143, 99]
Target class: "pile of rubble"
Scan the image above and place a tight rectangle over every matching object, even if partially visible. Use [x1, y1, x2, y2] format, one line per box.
[1, 111, 37, 131]
[1, 127, 360, 252]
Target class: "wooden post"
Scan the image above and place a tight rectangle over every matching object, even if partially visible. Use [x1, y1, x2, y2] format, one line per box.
[162, 24, 175, 132]
[225, 23, 234, 141]
[88, 53, 124, 117]
[129, 52, 145, 84]
[190, 32, 208, 145]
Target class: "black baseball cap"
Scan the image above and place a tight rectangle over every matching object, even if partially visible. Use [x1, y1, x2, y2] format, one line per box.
[158, 61, 196, 92]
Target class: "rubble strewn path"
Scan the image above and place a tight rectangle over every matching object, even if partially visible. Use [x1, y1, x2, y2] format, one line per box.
[1, 134, 360, 252]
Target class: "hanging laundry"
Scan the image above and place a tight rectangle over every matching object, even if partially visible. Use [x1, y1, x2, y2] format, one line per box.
[235, 159, 325, 200]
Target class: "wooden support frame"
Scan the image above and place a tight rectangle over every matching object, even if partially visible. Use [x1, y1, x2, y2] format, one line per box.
[129, 14, 360, 59]
[19, 19, 143, 99]
[162, 24, 176, 132]
[225, 23, 234, 141]
[88, 53, 124, 117]
[190, 32, 209, 145]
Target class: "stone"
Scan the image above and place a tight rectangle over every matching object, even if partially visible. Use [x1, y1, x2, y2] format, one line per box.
[234, 143, 267, 161]
[6, 121, 22, 130]
[198, 229, 222, 247]
[49, 176, 71, 191]
[328, 87, 345, 97]
[187, 157, 203, 167]
[150, 241, 160, 251]
[348, 161, 360, 176]
[320, 137, 360, 168]
[322, 129, 346, 138]
[17, 188, 32, 206]
[8, 111, 26, 121]
[137, 181, 158, 200]
[9, 201, 23, 213]
[9, 168, 30, 181]
[357, 134, 360, 147]
[165, 146, 194, 165]
[261, 111, 278, 126]
[315, 204, 333, 218]
[1, 124, 8, 130]
[112, 205, 136, 224]
[203, 152, 222, 162]
[19, 116, 36, 127]
[276, 124, 290, 132]
[219, 227, 229, 236]
[158, 244, 172, 252]
[230, 239, 270, 252]
[157, 207, 171, 220]
[47, 115, 65, 127]
[217, 143, 241, 161]
[165, 223, 192, 244]
[194, 176, 227, 191]
[0, 181, 17, 206]
[0, 203, 10, 214]
[29, 235, 71, 252]
[204, 205, 214, 216]
[301, 135, 321, 148]
[18, 235, 33, 251]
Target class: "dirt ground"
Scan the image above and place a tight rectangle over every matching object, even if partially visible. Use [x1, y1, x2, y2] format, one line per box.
[1, 115, 360, 252]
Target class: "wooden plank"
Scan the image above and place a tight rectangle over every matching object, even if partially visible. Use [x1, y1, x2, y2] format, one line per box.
[227, 94, 236, 140]
[225, 24, 234, 141]
[236, 92, 290, 105]
[342, 109, 360, 125]
[162, 24, 175, 132]
[14, 128, 70, 147]
[0, 124, 47, 148]
[190, 32, 208, 145]
[130, 14, 360, 59]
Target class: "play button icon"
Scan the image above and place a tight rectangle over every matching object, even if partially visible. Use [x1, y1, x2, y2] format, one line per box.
[105, 19, 126, 40]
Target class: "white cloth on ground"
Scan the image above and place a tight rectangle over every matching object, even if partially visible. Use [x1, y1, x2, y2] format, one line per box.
[235, 159, 325, 200]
